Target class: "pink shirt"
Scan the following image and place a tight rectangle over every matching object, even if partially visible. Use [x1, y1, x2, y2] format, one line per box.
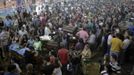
[76, 30, 89, 43]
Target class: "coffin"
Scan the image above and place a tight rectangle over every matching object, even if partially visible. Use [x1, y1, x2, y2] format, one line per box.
[62, 26, 77, 34]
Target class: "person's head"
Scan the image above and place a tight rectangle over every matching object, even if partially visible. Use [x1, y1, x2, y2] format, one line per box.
[60, 43, 65, 48]
[90, 31, 95, 35]
[26, 64, 33, 72]
[84, 43, 89, 50]
[6, 16, 9, 20]
[35, 36, 40, 41]
[125, 36, 130, 39]
[7, 65, 17, 72]
[116, 33, 123, 39]
[21, 27, 24, 31]
[78, 38, 84, 43]
[45, 56, 50, 62]
[22, 43, 27, 48]
[54, 59, 60, 68]
[10, 59, 16, 64]
[14, 36, 19, 43]
[83, 27, 86, 31]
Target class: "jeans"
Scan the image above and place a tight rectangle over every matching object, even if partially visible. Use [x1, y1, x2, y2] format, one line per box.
[110, 51, 119, 58]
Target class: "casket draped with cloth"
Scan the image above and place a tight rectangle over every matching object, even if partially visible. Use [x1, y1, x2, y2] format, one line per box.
[40, 35, 58, 49]
[63, 26, 77, 34]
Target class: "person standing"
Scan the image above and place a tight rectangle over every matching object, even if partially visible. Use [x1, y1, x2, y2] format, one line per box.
[76, 27, 89, 43]
[88, 31, 96, 51]
[127, 37, 134, 75]
[58, 45, 69, 75]
[0, 28, 10, 58]
[121, 36, 131, 64]
[107, 32, 114, 55]
[4, 16, 13, 28]
[110, 33, 123, 59]
[42, 56, 55, 75]
[53, 59, 62, 75]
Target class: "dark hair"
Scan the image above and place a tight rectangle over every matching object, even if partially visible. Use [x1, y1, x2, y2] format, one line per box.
[7, 65, 16, 72]
[116, 33, 121, 38]
[78, 38, 84, 43]
[54, 59, 60, 68]
[111, 54, 118, 61]
[45, 56, 50, 62]
[35, 36, 40, 41]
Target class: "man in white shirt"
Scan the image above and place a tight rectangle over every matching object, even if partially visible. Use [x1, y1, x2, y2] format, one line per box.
[107, 32, 114, 55]
[4, 16, 13, 28]
[122, 36, 130, 50]
[107, 33, 113, 46]
[44, 26, 51, 35]
[88, 31, 96, 44]
[88, 31, 96, 51]
[18, 27, 28, 37]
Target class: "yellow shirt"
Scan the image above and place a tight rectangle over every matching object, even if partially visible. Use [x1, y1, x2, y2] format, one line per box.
[110, 38, 123, 52]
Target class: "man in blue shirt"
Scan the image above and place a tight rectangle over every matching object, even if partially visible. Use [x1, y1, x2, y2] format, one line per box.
[4, 16, 13, 28]
[9, 41, 20, 52]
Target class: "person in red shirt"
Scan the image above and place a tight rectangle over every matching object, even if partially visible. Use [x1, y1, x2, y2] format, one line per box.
[58, 45, 69, 75]
[58, 45, 69, 65]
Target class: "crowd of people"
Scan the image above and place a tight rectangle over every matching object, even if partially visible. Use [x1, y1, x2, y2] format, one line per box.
[0, 0, 134, 75]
